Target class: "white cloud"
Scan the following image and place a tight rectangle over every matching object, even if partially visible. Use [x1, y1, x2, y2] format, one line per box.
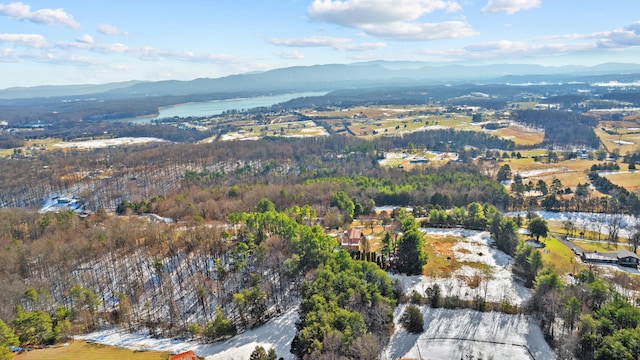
[97, 23, 123, 35]
[419, 39, 595, 61]
[273, 50, 305, 60]
[308, 0, 459, 26]
[535, 22, 640, 49]
[307, 0, 471, 41]
[0, 2, 80, 28]
[0, 33, 47, 48]
[338, 42, 386, 51]
[0, 48, 103, 65]
[136, 46, 240, 64]
[413, 21, 640, 62]
[445, 1, 462, 13]
[597, 21, 640, 48]
[269, 36, 350, 47]
[362, 21, 476, 41]
[268, 35, 386, 51]
[481, 0, 541, 15]
[0, 48, 64, 63]
[76, 34, 94, 44]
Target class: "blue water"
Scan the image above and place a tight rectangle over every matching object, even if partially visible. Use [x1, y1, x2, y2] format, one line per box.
[123, 91, 327, 123]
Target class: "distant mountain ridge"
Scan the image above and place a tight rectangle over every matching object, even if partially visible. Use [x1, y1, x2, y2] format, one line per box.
[2, 61, 640, 100]
[0, 80, 146, 100]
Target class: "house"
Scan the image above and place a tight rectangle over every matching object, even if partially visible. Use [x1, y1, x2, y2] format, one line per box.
[170, 350, 199, 360]
[341, 228, 364, 251]
[580, 249, 639, 268]
[616, 249, 640, 268]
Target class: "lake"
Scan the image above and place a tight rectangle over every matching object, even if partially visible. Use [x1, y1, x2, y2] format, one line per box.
[123, 91, 327, 123]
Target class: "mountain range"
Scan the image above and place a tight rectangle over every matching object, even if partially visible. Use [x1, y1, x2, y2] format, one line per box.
[2, 61, 640, 100]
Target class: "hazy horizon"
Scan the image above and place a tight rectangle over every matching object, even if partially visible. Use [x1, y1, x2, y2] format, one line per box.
[1, 0, 640, 88]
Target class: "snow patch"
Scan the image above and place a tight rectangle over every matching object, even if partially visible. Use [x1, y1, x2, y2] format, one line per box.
[384, 306, 555, 360]
[79, 306, 299, 360]
[54, 137, 168, 149]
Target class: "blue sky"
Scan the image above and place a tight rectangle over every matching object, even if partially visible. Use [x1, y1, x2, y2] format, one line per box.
[1, 0, 640, 88]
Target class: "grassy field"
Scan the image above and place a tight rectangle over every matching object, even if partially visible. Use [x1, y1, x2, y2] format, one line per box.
[302, 105, 443, 119]
[240, 120, 327, 138]
[538, 236, 584, 276]
[0, 138, 62, 158]
[508, 102, 539, 110]
[13, 341, 172, 360]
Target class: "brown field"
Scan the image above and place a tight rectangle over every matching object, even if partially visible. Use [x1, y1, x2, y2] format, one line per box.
[13, 341, 171, 360]
[494, 125, 544, 146]
[601, 171, 640, 192]
[422, 234, 492, 278]
[423, 234, 461, 278]
[303, 105, 442, 119]
[595, 122, 640, 154]
[504, 158, 597, 188]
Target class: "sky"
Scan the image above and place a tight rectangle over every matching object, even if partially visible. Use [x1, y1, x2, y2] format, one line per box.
[1, 0, 640, 88]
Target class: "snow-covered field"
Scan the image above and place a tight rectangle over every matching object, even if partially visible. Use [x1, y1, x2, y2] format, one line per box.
[53, 137, 168, 149]
[383, 306, 555, 360]
[401, 228, 531, 305]
[506, 210, 639, 239]
[517, 167, 567, 178]
[80, 305, 555, 360]
[79, 307, 299, 360]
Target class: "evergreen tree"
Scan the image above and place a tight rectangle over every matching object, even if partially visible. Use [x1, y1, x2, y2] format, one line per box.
[401, 305, 424, 333]
[250, 345, 267, 360]
[497, 164, 512, 182]
[395, 229, 427, 275]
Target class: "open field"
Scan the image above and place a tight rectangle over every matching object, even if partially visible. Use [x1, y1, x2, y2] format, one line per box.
[506, 155, 640, 193]
[404, 228, 531, 305]
[79, 307, 300, 360]
[493, 124, 545, 146]
[304, 105, 545, 144]
[538, 236, 583, 276]
[508, 102, 539, 110]
[601, 171, 640, 192]
[595, 121, 640, 154]
[13, 341, 171, 360]
[504, 158, 598, 188]
[301, 105, 443, 119]
[240, 120, 328, 138]
[384, 307, 555, 360]
[53, 137, 169, 149]
[423, 234, 461, 278]
[377, 150, 458, 169]
[0, 137, 62, 158]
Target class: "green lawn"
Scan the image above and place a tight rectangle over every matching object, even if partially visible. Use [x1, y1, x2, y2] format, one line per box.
[539, 236, 584, 276]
